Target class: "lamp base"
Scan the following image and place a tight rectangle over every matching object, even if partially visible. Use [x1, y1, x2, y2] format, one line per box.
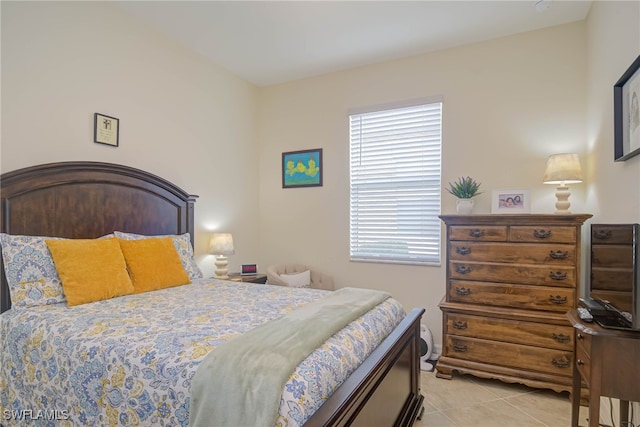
[554, 185, 572, 214]
[214, 255, 229, 279]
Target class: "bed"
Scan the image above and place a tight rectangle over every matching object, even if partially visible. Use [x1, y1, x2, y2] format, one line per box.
[0, 161, 425, 426]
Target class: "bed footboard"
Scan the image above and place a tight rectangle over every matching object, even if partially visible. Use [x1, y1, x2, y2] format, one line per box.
[304, 307, 425, 427]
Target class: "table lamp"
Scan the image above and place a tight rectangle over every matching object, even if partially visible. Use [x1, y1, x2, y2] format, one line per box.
[542, 153, 583, 214]
[209, 233, 234, 279]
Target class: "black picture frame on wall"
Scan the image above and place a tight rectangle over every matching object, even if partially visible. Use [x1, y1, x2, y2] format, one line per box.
[614, 54, 640, 161]
[94, 113, 120, 147]
[281, 148, 323, 188]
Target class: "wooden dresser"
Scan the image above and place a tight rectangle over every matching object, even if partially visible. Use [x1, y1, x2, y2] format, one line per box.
[437, 214, 591, 393]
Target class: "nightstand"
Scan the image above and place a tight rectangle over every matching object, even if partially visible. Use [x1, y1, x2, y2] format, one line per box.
[567, 309, 640, 427]
[227, 273, 267, 284]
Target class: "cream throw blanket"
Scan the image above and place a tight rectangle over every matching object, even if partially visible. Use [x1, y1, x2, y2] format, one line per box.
[188, 287, 391, 427]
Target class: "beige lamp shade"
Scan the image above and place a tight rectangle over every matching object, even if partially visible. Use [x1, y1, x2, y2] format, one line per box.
[209, 233, 234, 279]
[209, 233, 235, 255]
[542, 153, 583, 184]
[542, 153, 583, 214]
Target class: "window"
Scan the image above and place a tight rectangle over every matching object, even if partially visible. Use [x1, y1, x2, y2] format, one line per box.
[349, 100, 442, 265]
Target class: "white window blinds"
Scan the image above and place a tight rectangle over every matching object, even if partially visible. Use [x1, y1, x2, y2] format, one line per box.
[349, 101, 442, 265]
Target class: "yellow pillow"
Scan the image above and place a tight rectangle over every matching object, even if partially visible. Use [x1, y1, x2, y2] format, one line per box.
[118, 237, 191, 294]
[45, 238, 134, 307]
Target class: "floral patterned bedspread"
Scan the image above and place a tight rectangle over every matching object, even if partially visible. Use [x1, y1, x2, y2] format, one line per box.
[0, 279, 405, 426]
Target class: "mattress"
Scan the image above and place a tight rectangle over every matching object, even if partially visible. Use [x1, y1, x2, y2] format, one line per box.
[0, 279, 405, 426]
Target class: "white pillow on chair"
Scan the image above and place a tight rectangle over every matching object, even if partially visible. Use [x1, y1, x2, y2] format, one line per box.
[280, 270, 311, 288]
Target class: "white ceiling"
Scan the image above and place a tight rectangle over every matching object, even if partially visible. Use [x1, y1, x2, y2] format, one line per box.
[115, 0, 592, 87]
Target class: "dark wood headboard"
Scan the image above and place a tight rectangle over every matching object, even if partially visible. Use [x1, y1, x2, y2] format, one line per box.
[0, 161, 198, 313]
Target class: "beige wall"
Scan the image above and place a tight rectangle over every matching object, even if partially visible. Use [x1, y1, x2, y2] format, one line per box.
[257, 22, 588, 346]
[0, 1, 261, 279]
[585, 1, 640, 222]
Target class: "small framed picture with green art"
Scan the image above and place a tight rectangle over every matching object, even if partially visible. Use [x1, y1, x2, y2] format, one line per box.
[282, 148, 323, 188]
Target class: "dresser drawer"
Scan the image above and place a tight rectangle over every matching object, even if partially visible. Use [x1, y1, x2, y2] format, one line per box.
[449, 242, 575, 265]
[449, 226, 507, 241]
[575, 344, 591, 386]
[444, 335, 573, 377]
[449, 262, 576, 287]
[575, 332, 592, 386]
[575, 330, 592, 355]
[445, 313, 574, 350]
[592, 225, 634, 244]
[592, 246, 633, 268]
[510, 226, 576, 243]
[449, 280, 575, 311]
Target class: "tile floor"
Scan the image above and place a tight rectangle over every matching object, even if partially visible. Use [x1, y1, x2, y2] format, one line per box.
[415, 370, 610, 427]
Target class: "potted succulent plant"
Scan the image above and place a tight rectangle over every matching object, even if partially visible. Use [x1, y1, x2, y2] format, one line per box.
[446, 176, 482, 214]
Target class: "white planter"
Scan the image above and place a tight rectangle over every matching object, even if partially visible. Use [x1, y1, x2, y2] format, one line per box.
[456, 198, 474, 214]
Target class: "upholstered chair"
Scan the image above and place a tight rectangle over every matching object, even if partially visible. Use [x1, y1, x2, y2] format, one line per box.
[266, 264, 334, 291]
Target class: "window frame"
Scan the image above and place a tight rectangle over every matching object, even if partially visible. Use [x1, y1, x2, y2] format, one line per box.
[348, 97, 443, 266]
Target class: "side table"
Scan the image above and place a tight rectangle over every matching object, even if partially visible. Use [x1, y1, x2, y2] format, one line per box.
[567, 309, 640, 427]
[227, 273, 268, 284]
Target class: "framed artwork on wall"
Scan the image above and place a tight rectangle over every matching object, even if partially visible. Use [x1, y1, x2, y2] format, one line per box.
[94, 113, 119, 147]
[282, 148, 323, 188]
[491, 189, 531, 214]
[614, 54, 640, 161]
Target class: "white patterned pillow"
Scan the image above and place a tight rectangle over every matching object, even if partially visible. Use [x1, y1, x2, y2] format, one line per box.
[280, 270, 311, 288]
[0, 233, 117, 309]
[114, 231, 203, 280]
[0, 233, 66, 308]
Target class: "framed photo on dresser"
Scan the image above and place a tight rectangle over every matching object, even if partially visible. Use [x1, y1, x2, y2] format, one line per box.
[491, 189, 531, 213]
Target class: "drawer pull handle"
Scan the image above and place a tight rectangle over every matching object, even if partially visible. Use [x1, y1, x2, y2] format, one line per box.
[455, 246, 472, 255]
[577, 333, 584, 340]
[577, 359, 585, 366]
[453, 320, 468, 330]
[455, 265, 472, 275]
[453, 343, 468, 352]
[455, 287, 471, 296]
[549, 250, 569, 260]
[533, 229, 552, 239]
[552, 333, 570, 343]
[593, 230, 613, 240]
[551, 357, 570, 369]
[469, 229, 485, 238]
[549, 295, 568, 305]
[549, 271, 568, 281]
